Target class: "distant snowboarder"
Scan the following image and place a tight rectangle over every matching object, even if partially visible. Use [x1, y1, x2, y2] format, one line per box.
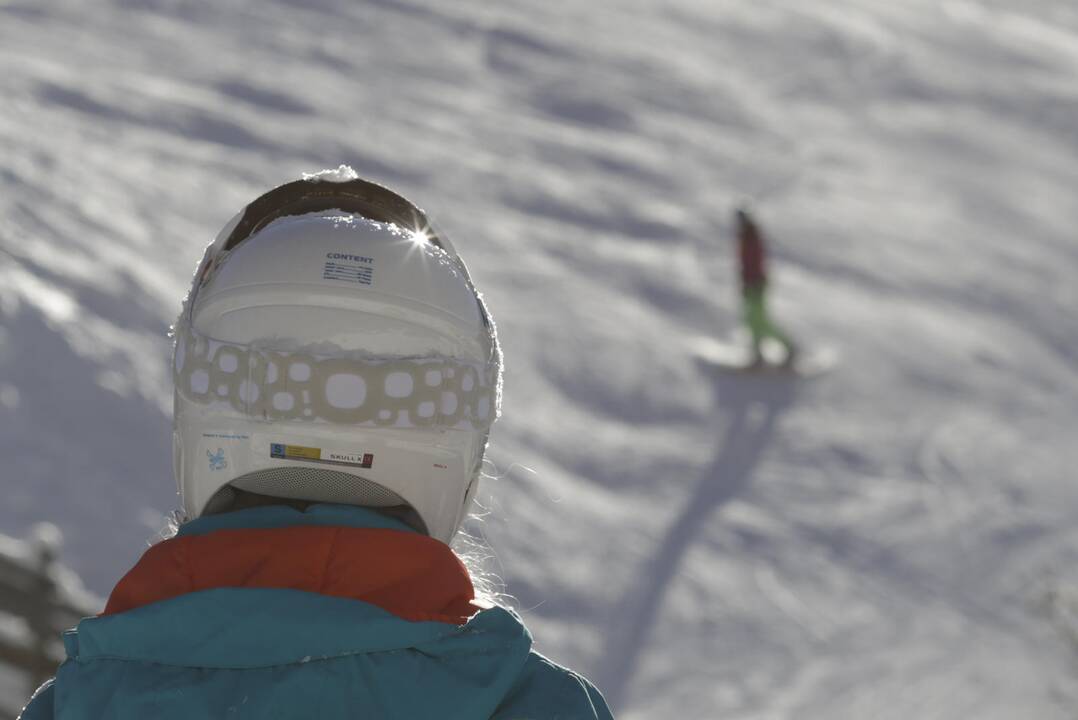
[735, 207, 797, 367]
[693, 209, 832, 376]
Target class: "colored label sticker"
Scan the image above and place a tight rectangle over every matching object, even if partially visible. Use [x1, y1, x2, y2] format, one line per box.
[271, 443, 373, 469]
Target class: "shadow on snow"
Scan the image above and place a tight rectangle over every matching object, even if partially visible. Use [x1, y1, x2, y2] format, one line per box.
[595, 366, 800, 710]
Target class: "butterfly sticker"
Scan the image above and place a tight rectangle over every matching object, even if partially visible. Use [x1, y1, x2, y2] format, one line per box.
[207, 448, 228, 471]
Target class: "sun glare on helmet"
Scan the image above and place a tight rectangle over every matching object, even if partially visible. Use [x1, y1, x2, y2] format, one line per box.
[409, 229, 430, 246]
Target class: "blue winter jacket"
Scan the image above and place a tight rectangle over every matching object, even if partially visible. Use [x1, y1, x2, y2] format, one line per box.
[18, 505, 613, 719]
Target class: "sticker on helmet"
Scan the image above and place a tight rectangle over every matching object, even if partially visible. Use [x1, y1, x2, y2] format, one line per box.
[207, 448, 228, 471]
[270, 442, 374, 469]
[323, 252, 374, 285]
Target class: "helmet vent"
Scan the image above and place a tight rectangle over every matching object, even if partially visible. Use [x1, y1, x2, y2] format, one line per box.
[229, 467, 405, 508]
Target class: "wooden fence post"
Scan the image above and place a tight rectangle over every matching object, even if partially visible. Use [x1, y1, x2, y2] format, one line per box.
[0, 524, 100, 716]
[27, 524, 62, 694]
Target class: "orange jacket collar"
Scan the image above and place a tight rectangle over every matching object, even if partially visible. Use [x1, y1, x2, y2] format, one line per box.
[104, 525, 477, 625]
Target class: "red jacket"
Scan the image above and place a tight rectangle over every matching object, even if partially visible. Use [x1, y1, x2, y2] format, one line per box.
[738, 217, 767, 289]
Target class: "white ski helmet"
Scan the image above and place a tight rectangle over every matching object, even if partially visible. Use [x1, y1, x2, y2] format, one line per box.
[172, 168, 502, 544]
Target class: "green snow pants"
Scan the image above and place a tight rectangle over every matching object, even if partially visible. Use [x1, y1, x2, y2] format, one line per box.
[742, 284, 795, 359]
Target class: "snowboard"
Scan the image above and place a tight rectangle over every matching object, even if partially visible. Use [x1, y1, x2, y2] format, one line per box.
[691, 336, 837, 378]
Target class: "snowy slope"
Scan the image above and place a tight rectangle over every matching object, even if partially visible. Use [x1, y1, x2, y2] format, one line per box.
[2, 0, 1078, 717]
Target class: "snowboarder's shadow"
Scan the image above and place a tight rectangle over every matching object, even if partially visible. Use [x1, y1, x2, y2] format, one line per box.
[597, 369, 799, 710]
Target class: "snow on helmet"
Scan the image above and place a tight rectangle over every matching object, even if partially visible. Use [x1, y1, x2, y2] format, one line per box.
[171, 167, 502, 544]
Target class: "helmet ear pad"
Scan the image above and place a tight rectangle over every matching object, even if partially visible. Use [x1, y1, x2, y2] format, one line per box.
[173, 176, 502, 544]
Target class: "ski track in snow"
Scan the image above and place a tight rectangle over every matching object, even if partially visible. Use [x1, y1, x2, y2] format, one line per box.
[2, 0, 1078, 717]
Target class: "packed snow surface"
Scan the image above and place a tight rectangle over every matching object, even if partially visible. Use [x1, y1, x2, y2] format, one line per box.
[2, 0, 1077, 717]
